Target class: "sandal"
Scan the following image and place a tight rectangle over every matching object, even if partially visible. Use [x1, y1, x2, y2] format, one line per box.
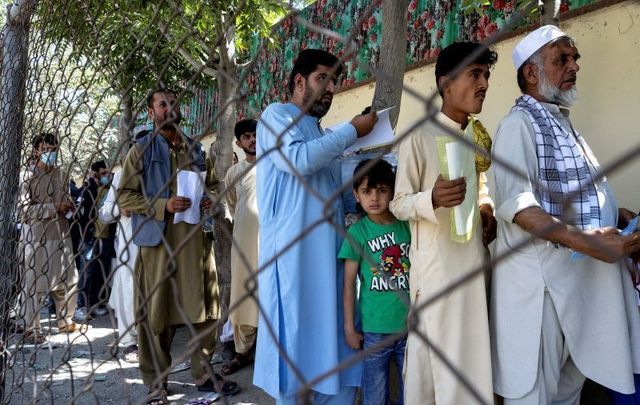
[196, 373, 240, 395]
[122, 344, 139, 363]
[145, 384, 168, 405]
[23, 330, 46, 345]
[221, 352, 252, 376]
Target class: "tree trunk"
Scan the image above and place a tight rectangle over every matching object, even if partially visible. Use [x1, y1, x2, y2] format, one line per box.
[212, 26, 237, 333]
[541, 0, 560, 26]
[0, 1, 37, 401]
[117, 91, 133, 163]
[371, 0, 408, 129]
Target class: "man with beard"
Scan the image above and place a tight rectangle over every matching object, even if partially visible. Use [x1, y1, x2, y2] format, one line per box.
[491, 26, 640, 403]
[254, 49, 377, 404]
[222, 118, 259, 375]
[119, 89, 235, 403]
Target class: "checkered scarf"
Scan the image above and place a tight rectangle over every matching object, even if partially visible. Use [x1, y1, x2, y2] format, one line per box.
[513, 95, 601, 229]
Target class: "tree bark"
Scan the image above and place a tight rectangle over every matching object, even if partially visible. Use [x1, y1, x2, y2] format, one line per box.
[117, 91, 133, 163]
[371, 0, 408, 129]
[541, 0, 560, 26]
[212, 24, 237, 333]
[0, 1, 37, 401]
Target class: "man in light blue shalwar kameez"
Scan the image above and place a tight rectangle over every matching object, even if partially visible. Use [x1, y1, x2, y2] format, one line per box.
[254, 49, 377, 404]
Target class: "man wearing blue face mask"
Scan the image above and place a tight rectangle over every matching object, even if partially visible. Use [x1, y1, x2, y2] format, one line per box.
[18, 133, 80, 344]
[75, 160, 117, 321]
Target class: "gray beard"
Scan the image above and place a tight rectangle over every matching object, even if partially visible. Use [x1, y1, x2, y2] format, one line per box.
[538, 75, 579, 107]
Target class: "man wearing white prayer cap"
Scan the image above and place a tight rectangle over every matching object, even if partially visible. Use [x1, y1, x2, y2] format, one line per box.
[490, 25, 640, 403]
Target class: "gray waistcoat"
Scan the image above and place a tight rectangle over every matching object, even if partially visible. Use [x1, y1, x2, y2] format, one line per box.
[132, 133, 206, 247]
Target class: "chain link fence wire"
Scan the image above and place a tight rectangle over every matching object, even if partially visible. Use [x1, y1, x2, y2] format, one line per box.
[0, 0, 638, 403]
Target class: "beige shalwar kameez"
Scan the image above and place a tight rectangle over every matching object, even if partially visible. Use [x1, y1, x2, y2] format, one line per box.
[119, 141, 220, 386]
[224, 160, 259, 353]
[20, 166, 78, 332]
[390, 112, 493, 405]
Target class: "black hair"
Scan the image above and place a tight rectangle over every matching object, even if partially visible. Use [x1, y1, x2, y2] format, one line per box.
[90, 160, 107, 172]
[234, 118, 257, 140]
[353, 159, 396, 213]
[288, 49, 343, 94]
[435, 42, 498, 96]
[146, 88, 179, 108]
[33, 132, 58, 149]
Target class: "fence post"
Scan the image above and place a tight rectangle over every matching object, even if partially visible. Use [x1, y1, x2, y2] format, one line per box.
[0, 1, 37, 401]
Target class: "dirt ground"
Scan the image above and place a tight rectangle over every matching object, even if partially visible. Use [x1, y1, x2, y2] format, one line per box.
[3, 309, 273, 404]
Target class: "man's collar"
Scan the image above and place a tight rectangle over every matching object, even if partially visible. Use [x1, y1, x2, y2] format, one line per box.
[436, 111, 466, 132]
[538, 100, 571, 117]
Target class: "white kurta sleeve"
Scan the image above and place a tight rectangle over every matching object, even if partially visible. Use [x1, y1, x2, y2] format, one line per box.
[224, 165, 238, 219]
[478, 171, 493, 208]
[492, 111, 542, 223]
[258, 104, 357, 176]
[390, 132, 439, 224]
[99, 170, 121, 223]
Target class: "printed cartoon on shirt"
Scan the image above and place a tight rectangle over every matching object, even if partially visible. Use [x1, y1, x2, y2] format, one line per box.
[366, 232, 410, 292]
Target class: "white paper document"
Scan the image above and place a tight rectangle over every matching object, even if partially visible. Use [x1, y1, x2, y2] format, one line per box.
[342, 106, 395, 155]
[445, 142, 475, 237]
[174, 170, 206, 225]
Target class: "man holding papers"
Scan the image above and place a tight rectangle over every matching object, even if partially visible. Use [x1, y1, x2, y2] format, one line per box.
[254, 49, 377, 404]
[390, 42, 497, 404]
[119, 89, 233, 402]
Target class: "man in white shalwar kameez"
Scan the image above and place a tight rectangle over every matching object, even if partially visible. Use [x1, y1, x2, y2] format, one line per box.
[491, 25, 640, 404]
[254, 49, 377, 404]
[222, 119, 259, 375]
[99, 167, 138, 361]
[390, 42, 498, 405]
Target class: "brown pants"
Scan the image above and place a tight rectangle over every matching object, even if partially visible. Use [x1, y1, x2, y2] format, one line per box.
[138, 318, 217, 387]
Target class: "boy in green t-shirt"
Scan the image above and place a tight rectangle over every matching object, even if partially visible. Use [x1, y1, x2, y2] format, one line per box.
[338, 158, 410, 405]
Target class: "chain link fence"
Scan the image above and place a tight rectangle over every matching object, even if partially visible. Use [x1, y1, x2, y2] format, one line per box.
[0, 0, 639, 404]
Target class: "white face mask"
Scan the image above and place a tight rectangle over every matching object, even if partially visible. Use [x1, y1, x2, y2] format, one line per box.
[40, 151, 57, 166]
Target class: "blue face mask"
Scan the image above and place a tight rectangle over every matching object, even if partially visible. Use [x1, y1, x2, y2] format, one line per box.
[100, 176, 110, 186]
[40, 151, 57, 166]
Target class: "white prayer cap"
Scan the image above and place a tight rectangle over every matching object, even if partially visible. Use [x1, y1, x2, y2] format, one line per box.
[512, 25, 568, 70]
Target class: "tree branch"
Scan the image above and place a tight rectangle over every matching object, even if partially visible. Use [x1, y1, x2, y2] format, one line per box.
[157, 21, 217, 77]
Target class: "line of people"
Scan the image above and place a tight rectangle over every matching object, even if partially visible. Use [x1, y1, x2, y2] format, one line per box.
[252, 26, 640, 405]
[12, 23, 640, 405]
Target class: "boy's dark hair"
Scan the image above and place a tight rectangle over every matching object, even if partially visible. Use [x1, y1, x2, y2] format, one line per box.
[353, 159, 396, 213]
[435, 42, 498, 96]
[234, 118, 257, 140]
[288, 49, 343, 95]
[146, 88, 179, 108]
[33, 132, 58, 149]
[90, 160, 107, 172]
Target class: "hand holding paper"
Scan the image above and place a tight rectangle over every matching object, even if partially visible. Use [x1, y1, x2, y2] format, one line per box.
[342, 106, 395, 155]
[432, 174, 466, 209]
[174, 170, 206, 225]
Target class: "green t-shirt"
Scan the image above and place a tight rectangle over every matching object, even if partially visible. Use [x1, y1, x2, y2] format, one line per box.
[338, 216, 411, 334]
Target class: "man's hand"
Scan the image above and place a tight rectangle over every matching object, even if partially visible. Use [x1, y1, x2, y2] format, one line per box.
[479, 204, 497, 246]
[583, 227, 640, 263]
[618, 207, 636, 228]
[166, 196, 192, 213]
[350, 111, 377, 138]
[200, 195, 213, 211]
[56, 201, 74, 214]
[432, 174, 466, 209]
[344, 328, 363, 350]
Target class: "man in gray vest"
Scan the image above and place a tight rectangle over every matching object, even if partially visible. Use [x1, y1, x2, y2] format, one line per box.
[119, 88, 238, 402]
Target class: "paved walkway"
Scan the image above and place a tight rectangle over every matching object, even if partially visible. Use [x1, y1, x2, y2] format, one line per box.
[4, 310, 273, 404]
